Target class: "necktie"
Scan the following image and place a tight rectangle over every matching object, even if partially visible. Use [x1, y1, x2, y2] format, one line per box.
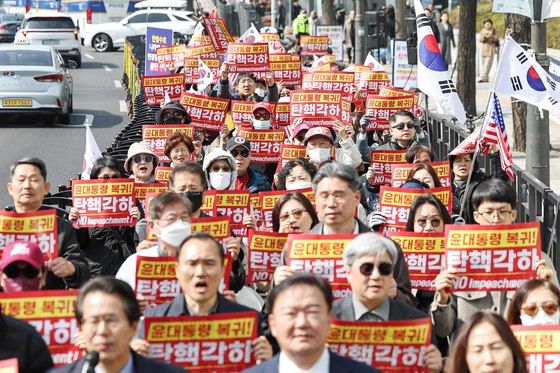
[359, 312, 383, 322]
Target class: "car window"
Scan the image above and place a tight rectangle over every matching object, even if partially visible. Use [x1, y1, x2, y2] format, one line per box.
[147, 13, 171, 22]
[126, 13, 148, 24]
[23, 17, 75, 29]
[0, 50, 53, 67]
[0, 14, 23, 22]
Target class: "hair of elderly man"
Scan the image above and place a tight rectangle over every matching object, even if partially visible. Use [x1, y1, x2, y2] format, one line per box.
[10, 157, 47, 180]
[343, 232, 399, 267]
[312, 161, 360, 192]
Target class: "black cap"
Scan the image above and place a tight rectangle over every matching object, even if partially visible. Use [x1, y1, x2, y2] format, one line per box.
[154, 102, 192, 124]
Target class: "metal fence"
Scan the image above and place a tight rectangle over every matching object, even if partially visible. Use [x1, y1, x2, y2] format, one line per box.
[427, 113, 560, 270]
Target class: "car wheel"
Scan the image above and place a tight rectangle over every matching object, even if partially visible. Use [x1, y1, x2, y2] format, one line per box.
[92, 33, 113, 52]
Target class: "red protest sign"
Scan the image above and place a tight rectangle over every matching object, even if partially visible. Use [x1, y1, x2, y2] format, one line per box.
[184, 43, 219, 59]
[274, 102, 290, 127]
[365, 94, 416, 131]
[270, 54, 301, 86]
[142, 125, 194, 162]
[388, 232, 445, 291]
[258, 188, 315, 231]
[0, 209, 58, 262]
[237, 129, 285, 163]
[512, 325, 560, 372]
[180, 92, 229, 132]
[72, 179, 136, 228]
[153, 45, 186, 75]
[191, 216, 231, 246]
[290, 90, 351, 127]
[215, 191, 251, 238]
[226, 43, 269, 74]
[286, 234, 355, 299]
[302, 72, 355, 94]
[200, 190, 218, 217]
[135, 256, 180, 305]
[144, 312, 258, 371]
[357, 71, 392, 98]
[231, 100, 255, 129]
[300, 35, 329, 56]
[247, 230, 287, 284]
[142, 74, 184, 106]
[154, 166, 172, 183]
[183, 57, 220, 84]
[275, 144, 307, 173]
[328, 318, 432, 371]
[202, 18, 233, 54]
[134, 183, 169, 211]
[391, 161, 452, 188]
[0, 290, 82, 367]
[369, 150, 408, 185]
[445, 222, 541, 292]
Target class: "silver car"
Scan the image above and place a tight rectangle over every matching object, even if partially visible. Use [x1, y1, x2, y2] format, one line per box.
[0, 45, 73, 124]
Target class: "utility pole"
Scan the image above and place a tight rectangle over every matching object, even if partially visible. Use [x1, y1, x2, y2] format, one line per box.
[526, 0, 550, 185]
[354, 0, 365, 64]
[271, 0, 277, 28]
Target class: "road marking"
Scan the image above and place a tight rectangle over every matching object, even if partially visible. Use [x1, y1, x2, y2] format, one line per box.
[103, 65, 112, 72]
[84, 53, 94, 60]
[119, 100, 127, 113]
[114, 80, 122, 88]
[52, 113, 95, 128]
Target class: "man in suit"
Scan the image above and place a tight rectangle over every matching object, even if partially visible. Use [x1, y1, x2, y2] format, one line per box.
[243, 273, 380, 372]
[333, 233, 443, 373]
[50, 277, 182, 373]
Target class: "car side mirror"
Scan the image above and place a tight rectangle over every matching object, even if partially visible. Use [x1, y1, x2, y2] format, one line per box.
[122, 20, 128, 25]
[66, 60, 78, 69]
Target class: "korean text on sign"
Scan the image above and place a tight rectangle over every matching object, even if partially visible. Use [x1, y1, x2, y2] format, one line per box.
[270, 53, 301, 86]
[142, 74, 184, 106]
[365, 94, 416, 131]
[289, 90, 351, 128]
[357, 71, 392, 98]
[512, 325, 560, 372]
[301, 72, 355, 94]
[388, 232, 445, 291]
[275, 144, 307, 173]
[144, 312, 258, 372]
[226, 43, 269, 74]
[155, 166, 172, 183]
[190, 216, 230, 246]
[247, 230, 288, 284]
[72, 178, 136, 228]
[142, 125, 194, 161]
[328, 318, 432, 371]
[145, 27, 173, 76]
[286, 234, 355, 300]
[445, 222, 541, 292]
[135, 256, 181, 305]
[180, 92, 229, 132]
[369, 150, 408, 186]
[0, 209, 58, 261]
[237, 129, 285, 164]
[202, 18, 234, 54]
[214, 191, 251, 238]
[300, 35, 329, 56]
[0, 290, 82, 367]
[391, 161, 451, 188]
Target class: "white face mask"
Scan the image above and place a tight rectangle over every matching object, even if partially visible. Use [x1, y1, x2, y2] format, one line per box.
[156, 219, 191, 248]
[210, 171, 232, 190]
[286, 180, 312, 191]
[255, 88, 266, 97]
[253, 119, 271, 130]
[520, 309, 560, 326]
[308, 147, 331, 164]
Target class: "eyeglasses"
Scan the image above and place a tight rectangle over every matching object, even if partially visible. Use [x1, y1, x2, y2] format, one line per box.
[157, 216, 190, 225]
[477, 210, 513, 221]
[359, 262, 393, 277]
[230, 149, 250, 158]
[3, 265, 40, 279]
[210, 165, 232, 172]
[415, 218, 442, 228]
[163, 111, 185, 120]
[132, 154, 154, 164]
[254, 112, 271, 120]
[391, 122, 415, 131]
[279, 209, 307, 222]
[170, 147, 190, 156]
[82, 315, 124, 332]
[521, 302, 560, 316]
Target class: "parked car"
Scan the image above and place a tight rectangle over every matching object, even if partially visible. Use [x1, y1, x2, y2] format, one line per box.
[14, 14, 82, 67]
[0, 13, 24, 43]
[0, 45, 73, 124]
[82, 9, 197, 52]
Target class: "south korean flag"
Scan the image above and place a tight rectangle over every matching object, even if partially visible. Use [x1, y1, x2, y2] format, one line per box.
[197, 59, 214, 93]
[414, 0, 466, 124]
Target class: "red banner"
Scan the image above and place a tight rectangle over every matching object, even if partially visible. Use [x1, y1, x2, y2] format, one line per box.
[202, 18, 233, 54]
[391, 161, 451, 188]
[274, 102, 290, 127]
[269, 54, 301, 86]
[357, 71, 392, 98]
[275, 144, 307, 172]
[184, 43, 219, 59]
[300, 35, 329, 56]
[134, 183, 169, 210]
[365, 94, 416, 131]
[286, 234, 355, 299]
[302, 72, 355, 94]
[142, 125, 194, 162]
[191, 216, 231, 248]
[154, 166, 172, 183]
[290, 90, 351, 127]
[180, 92, 229, 132]
[236, 129, 284, 163]
[445, 222, 541, 292]
[388, 232, 445, 291]
[144, 312, 258, 371]
[72, 179, 136, 228]
[135, 256, 180, 305]
[247, 230, 287, 284]
[200, 190, 218, 217]
[152, 45, 186, 74]
[183, 57, 220, 85]
[226, 43, 269, 74]
[231, 100, 255, 129]
[142, 74, 184, 106]
[369, 150, 408, 185]
[328, 318, 432, 372]
[512, 325, 560, 372]
[0, 209, 58, 262]
[258, 188, 315, 231]
[0, 290, 82, 367]
[214, 191, 251, 238]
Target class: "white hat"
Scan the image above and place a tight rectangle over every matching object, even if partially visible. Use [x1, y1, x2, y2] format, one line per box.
[124, 142, 160, 173]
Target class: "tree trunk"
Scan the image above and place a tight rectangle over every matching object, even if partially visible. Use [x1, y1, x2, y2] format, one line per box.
[394, 0, 407, 39]
[505, 13, 531, 152]
[456, 0, 477, 115]
[322, 0, 336, 25]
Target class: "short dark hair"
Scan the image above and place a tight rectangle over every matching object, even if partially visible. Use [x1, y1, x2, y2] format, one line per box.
[312, 162, 360, 192]
[276, 158, 318, 190]
[10, 157, 47, 180]
[177, 232, 225, 262]
[271, 192, 319, 232]
[235, 73, 256, 85]
[389, 110, 415, 124]
[267, 273, 333, 313]
[506, 279, 560, 325]
[406, 194, 453, 231]
[406, 163, 442, 187]
[170, 162, 208, 190]
[448, 311, 527, 373]
[90, 155, 126, 179]
[471, 178, 516, 210]
[75, 277, 141, 325]
[147, 191, 191, 220]
[405, 144, 436, 163]
[483, 18, 493, 25]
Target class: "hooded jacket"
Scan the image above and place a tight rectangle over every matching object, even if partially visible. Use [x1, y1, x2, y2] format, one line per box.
[203, 148, 238, 190]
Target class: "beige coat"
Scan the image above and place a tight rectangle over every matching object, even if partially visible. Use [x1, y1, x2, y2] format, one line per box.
[479, 27, 498, 57]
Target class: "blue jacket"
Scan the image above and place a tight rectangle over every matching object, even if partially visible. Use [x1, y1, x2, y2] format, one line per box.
[246, 166, 271, 194]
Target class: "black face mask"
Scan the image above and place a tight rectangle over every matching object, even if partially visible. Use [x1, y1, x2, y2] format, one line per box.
[182, 191, 203, 213]
[164, 117, 184, 124]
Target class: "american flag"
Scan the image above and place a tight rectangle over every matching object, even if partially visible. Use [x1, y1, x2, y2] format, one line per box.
[479, 93, 515, 180]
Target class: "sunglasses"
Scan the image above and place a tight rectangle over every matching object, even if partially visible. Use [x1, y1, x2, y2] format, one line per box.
[254, 112, 271, 120]
[279, 209, 306, 222]
[391, 122, 415, 131]
[359, 262, 393, 277]
[415, 218, 442, 228]
[522, 302, 560, 316]
[4, 265, 40, 279]
[163, 111, 185, 120]
[230, 149, 250, 158]
[132, 154, 154, 164]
